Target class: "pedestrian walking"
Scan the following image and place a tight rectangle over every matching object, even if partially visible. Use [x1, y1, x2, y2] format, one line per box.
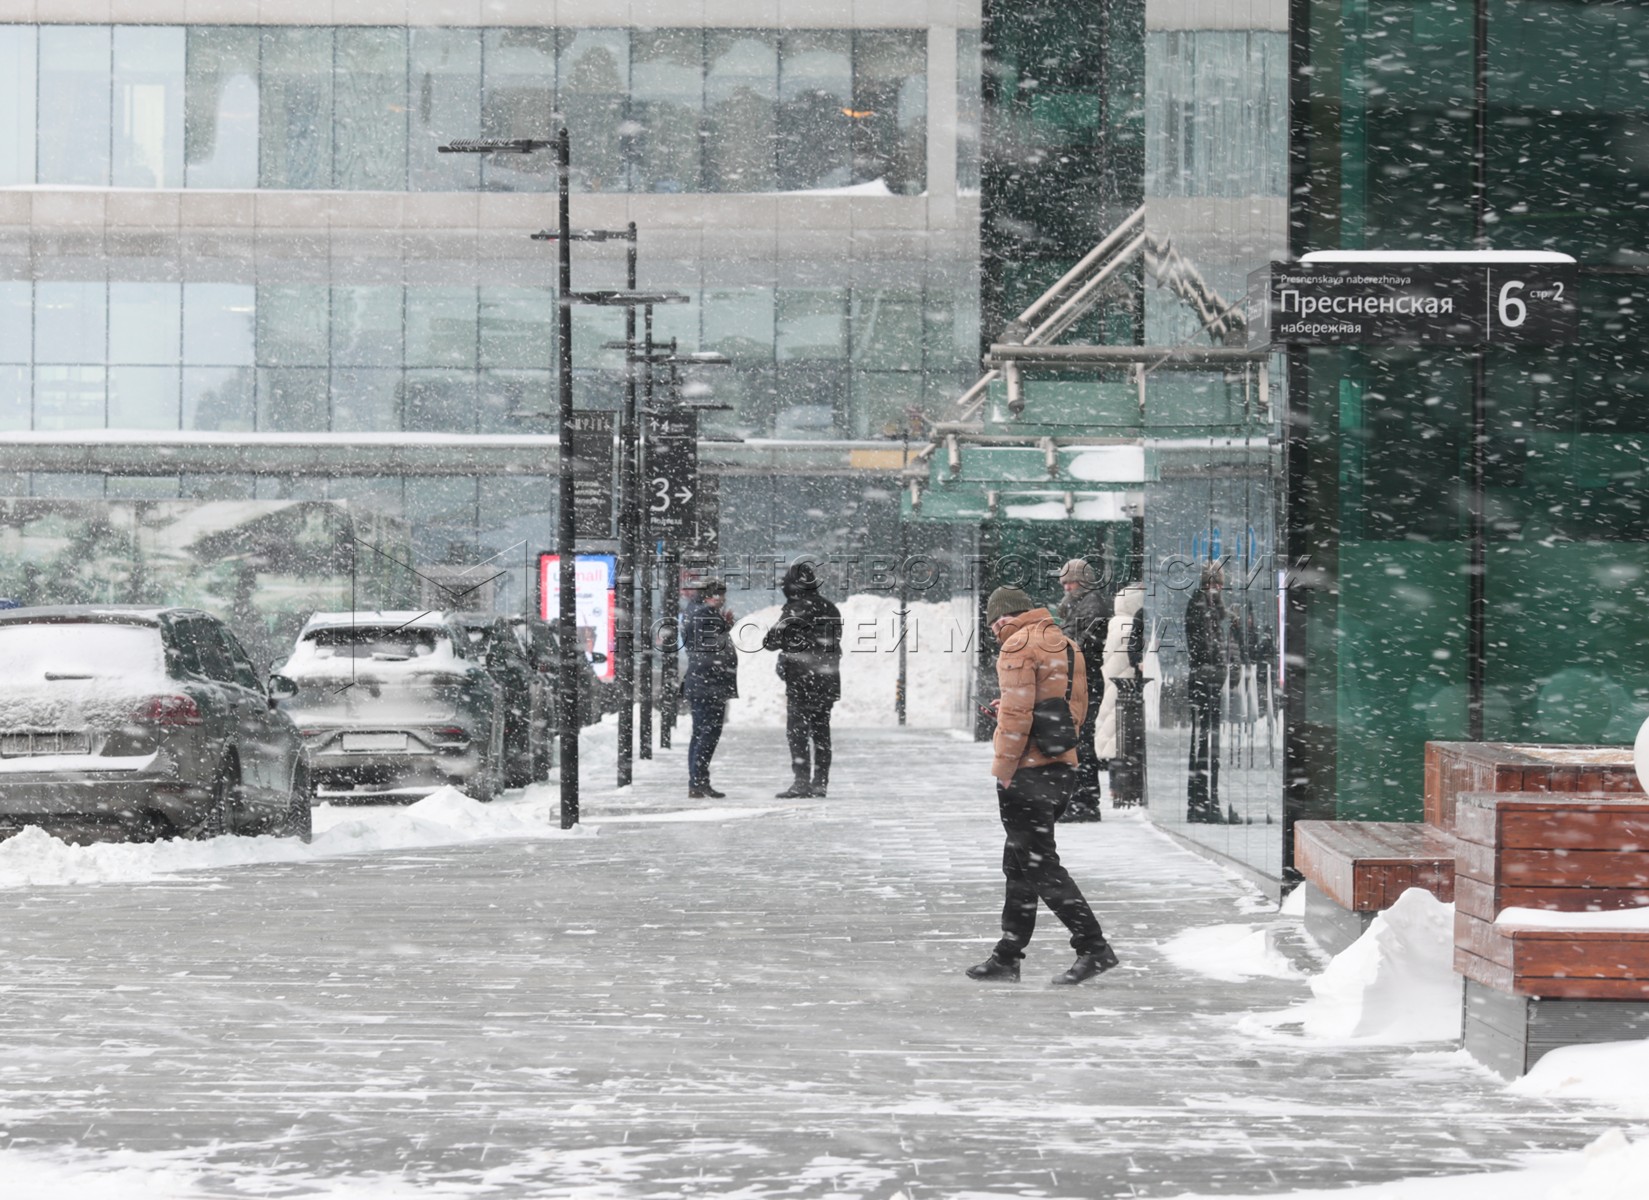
[1054, 557, 1109, 820]
[681, 579, 738, 799]
[967, 585, 1120, 986]
[762, 562, 843, 798]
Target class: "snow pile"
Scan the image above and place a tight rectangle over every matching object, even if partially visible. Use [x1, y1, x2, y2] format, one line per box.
[1161, 923, 1303, 983]
[1165, 1129, 1649, 1199]
[1244, 887, 1462, 1042]
[1511, 1040, 1649, 1115]
[0, 787, 579, 890]
[725, 594, 973, 730]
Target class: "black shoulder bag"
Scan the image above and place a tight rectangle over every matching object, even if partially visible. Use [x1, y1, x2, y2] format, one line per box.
[1030, 641, 1078, 756]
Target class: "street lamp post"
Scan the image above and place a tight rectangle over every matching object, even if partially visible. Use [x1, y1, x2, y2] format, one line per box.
[439, 131, 580, 829]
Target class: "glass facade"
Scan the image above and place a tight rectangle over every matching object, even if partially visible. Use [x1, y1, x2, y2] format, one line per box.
[0, 25, 927, 195]
[1291, 0, 1649, 828]
[0, 281, 971, 441]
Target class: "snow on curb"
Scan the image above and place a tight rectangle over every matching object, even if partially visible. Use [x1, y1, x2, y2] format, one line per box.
[0, 787, 579, 890]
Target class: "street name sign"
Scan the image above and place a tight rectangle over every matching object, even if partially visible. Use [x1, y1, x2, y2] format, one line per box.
[1248, 257, 1578, 349]
[567, 410, 615, 539]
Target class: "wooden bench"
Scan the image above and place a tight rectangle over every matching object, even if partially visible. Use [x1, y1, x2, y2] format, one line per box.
[1452, 788, 1649, 1076]
[1296, 742, 1642, 955]
[1295, 820, 1456, 954]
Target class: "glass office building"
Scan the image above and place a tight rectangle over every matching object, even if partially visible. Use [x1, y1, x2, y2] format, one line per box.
[0, 5, 982, 600]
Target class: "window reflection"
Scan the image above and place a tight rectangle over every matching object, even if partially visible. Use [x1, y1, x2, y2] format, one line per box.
[183, 366, 253, 431]
[777, 31, 852, 190]
[183, 284, 255, 366]
[111, 284, 182, 366]
[631, 30, 704, 193]
[109, 366, 181, 429]
[8, 22, 929, 196]
[706, 32, 778, 191]
[410, 28, 481, 192]
[185, 27, 258, 188]
[560, 29, 630, 193]
[36, 282, 106, 367]
[260, 28, 332, 189]
[0, 27, 36, 185]
[114, 26, 184, 188]
[39, 26, 111, 187]
[335, 27, 407, 191]
[482, 28, 555, 192]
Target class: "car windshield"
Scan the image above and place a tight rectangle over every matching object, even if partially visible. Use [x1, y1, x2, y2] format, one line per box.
[304, 626, 439, 661]
[0, 622, 164, 680]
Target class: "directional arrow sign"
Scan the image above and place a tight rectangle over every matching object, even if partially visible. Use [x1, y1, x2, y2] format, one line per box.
[645, 411, 697, 537]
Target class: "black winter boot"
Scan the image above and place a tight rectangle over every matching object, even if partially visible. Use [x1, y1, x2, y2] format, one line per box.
[775, 781, 811, 799]
[965, 954, 1021, 982]
[1051, 942, 1120, 985]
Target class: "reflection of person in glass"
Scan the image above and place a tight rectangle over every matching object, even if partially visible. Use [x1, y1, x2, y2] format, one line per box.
[1184, 563, 1233, 823]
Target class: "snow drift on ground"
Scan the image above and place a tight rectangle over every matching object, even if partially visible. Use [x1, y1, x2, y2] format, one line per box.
[0, 787, 581, 889]
[1161, 922, 1303, 983]
[1240, 887, 1462, 1043]
[1166, 1129, 1649, 1200]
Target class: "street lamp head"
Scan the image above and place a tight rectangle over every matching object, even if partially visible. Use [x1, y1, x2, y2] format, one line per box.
[438, 137, 554, 154]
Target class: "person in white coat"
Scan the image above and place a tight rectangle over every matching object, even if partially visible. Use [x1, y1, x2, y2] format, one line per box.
[1095, 583, 1147, 806]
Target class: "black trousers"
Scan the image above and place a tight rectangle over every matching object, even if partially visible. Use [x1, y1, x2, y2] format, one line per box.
[993, 764, 1106, 962]
[786, 694, 833, 787]
[1072, 697, 1102, 811]
[687, 696, 726, 789]
[1187, 672, 1223, 822]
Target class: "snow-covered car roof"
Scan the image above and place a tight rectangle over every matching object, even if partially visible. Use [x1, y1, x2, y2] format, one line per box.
[301, 611, 453, 634]
[0, 604, 191, 626]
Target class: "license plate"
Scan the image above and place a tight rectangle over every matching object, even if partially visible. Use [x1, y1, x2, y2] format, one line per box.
[1, 730, 90, 756]
[341, 732, 407, 753]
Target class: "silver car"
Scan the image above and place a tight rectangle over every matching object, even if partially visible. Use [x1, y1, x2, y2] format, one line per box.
[0, 606, 312, 843]
[277, 611, 505, 803]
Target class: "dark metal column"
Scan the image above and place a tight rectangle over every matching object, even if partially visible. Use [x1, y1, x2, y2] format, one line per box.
[637, 305, 656, 759]
[554, 127, 579, 830]
[616, 222, 639, 787]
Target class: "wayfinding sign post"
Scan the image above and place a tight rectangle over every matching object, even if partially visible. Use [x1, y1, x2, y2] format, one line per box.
[566, 410, 616, 539]
[645, 410, 698, 537]
[1248, 258, 1579, 349]
[1256, 250, 1581, 761]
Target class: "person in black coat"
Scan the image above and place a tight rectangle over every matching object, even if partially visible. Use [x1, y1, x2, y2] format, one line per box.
[681, 579, 738, 799]
[1054, 557, 1110, 821]
[762, 562, 843, 798]
[1184, 563, 1234, 823]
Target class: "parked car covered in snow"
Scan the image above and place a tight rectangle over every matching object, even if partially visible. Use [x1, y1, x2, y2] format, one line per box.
[277, 611, 505, 803]
[454, 613, 546, 788]
[0, 605, 312, 843]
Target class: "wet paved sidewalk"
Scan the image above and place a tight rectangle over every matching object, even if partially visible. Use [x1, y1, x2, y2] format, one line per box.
[0, 724, 1632, 1197]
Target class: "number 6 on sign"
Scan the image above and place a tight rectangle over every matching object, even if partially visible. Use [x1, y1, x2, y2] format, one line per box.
[1497, 280, 1527, 329]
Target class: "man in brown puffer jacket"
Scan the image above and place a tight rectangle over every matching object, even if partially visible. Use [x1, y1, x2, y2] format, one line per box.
[966, 585, 1121, 985]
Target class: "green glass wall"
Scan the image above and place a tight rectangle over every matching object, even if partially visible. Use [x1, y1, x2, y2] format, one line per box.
[1292, 0, 1649, 825]
[981, 0, 1143, 344]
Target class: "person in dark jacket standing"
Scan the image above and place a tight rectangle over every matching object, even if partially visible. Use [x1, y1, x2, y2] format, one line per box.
[1054, 557, 1110, 821]
[681, 579, 738, 799]
[1184, 563, 1233, 823]
[966, 585, 1119, 986]
[762, 562, 842, 798]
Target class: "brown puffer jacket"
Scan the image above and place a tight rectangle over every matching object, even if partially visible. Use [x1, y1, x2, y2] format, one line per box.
[991, 607, 1089, 784]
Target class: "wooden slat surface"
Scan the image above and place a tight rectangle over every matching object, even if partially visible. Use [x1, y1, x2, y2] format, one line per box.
[1295, 821, 1454, 912]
